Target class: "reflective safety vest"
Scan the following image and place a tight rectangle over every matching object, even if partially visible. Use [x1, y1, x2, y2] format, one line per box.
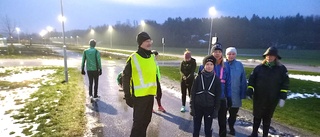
[130, 53, 157, 97]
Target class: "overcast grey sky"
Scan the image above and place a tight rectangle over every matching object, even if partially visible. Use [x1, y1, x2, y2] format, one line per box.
[1, 0, 319, 34]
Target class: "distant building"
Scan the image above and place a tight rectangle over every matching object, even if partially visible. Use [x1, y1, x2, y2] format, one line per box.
[0, 37, 7, 47]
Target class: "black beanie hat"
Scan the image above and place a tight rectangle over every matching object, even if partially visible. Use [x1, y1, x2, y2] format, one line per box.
[210, 42, 223, 53]
[137, 32, 151, 46]
[89, 39, 96, 47]
[203, 55, 216, 66]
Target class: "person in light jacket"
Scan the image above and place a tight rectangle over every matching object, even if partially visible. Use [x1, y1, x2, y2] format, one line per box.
[225, 47, 247, 136]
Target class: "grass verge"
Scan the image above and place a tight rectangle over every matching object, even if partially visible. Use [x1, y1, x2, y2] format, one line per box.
[4, 67, 86, 137]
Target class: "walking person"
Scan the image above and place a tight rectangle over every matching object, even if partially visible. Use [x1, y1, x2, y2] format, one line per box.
[122, 32, 159, 137]
[152, 50, 166, 112]
[247, 46, 289, 137]
[190, 55, 221, 137]
[225, 47, 247, 136]
[81, 39, 102, 100]
[179, 49, 197, 112]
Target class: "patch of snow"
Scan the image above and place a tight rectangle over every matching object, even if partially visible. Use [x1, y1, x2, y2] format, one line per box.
[288, 93, 320, 99]
[289, 74, 320, 83]
[0, 69, 55, 82]
[0, 67, 56, 136]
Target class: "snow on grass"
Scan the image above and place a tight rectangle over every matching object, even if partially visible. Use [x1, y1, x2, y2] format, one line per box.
[0, 67, 55, 136]
[289, 74, 320, 83]
[161, 74, 320, 102]
[288, 93, 320, 99]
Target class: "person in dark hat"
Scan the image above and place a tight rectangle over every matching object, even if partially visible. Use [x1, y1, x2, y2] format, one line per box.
[151, 50, 166, 112]
[247, 46, 289, 137]
[122, 32, 160, 137]
[190, 55, 221, 137]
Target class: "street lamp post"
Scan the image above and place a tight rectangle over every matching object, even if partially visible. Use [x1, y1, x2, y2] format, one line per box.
[108, 25, 113, 48]
[208, 7, 217, 55]
[15, 27, 20, 43]
[46, 26, 53, 45]
[60, 0, 68, 82]
[76, 36, 79, 45]
[162, 38, 165, 65]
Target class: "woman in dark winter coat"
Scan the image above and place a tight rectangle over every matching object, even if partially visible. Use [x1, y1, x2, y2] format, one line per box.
[190, 55, 221, 137]
[247, 46, 289, 137]
[179, 49, 197, 112]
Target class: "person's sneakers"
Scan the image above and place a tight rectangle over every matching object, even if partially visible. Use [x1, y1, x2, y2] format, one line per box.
[93, 96, 100, 100]
[180, 106, 186, 112]
[158, 106, 166, 112]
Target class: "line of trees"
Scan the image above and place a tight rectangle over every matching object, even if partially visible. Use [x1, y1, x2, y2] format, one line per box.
[2, 14, 320, 50]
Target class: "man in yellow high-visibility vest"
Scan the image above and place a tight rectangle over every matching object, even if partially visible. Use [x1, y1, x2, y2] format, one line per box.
[123, 32, 159, 137]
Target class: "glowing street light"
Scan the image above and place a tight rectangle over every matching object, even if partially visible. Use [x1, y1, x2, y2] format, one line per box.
[90, 28, 95, 35]
[76, 36, 79, 45]
[46, 26, 53, 44]
[208, 6, 217, 55]
[39, 29, 48, 45]
[108, 25, 113, 48]
[141, 20, 145, 31]
[15, 27, 20, 43]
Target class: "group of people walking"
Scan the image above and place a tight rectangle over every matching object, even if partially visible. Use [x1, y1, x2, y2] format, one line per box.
[81, 31, 289, 137]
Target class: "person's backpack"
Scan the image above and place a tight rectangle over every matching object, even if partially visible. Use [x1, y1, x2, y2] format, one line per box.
[194, 74, 216, 107]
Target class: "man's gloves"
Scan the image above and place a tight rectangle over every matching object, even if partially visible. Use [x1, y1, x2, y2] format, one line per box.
[212, 110, 218, 119]
[279, 99, 285, 107]
[125, 97, 133, 108]
[98, 69, 102, 75]
[247, 88, 254, 99]
[227, 97, 232, 109]
[279, 92, 287, 107]
[190, 109, 194, 116]
[182, 76, 187, 80]
[81, 69, 86, 75]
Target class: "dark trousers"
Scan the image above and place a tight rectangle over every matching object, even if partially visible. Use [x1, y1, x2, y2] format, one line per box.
[193, 106, 214, 137]
[155, 81, 162, 106]
[251, 116, 272, 137]
[181, 79, 193, 106]
[87, 71, 99, 97]
[228, 107, 239, 131]
[130, 95, 154, 137]
[218, 99, 227, 137]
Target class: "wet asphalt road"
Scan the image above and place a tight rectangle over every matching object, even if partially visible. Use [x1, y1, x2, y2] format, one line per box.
[84, 59, 253, 137]
[1, 45, 314, 137]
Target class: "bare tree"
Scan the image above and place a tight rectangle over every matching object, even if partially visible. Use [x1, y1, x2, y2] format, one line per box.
[1, 15, 16, 53]
[1, 15, 16, 39]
